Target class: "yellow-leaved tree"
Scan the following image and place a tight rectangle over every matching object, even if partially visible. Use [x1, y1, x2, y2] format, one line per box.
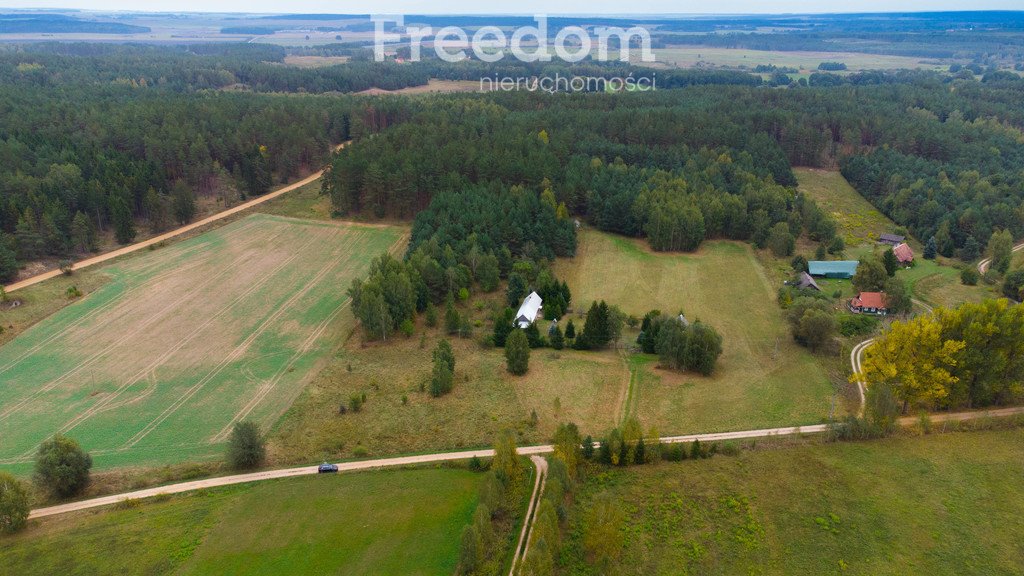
[857, 315, 965, 413]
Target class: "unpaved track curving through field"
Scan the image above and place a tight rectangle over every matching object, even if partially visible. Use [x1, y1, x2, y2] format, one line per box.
[978, 242, 1024, 275]
[3, 143, 348, 294]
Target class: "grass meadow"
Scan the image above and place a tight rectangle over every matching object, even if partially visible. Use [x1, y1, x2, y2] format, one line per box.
[0, 467, 486, 575]
[650, 47, 944, 72]
[276, 228, 839, 466]
[560, 428, 1024, 575]
[0, 214, 402, 473]
[555, 230, 837, 433]
[271, 334, 625, 463]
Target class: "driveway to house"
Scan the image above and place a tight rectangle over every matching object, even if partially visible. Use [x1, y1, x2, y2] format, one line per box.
[4, 143, 347, 294]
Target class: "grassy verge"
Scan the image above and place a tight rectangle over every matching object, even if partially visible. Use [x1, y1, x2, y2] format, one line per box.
[560, 427, 1024, 575]
[0, 268, 112, 347]
[253, 179, 333, 221]
[1, 467, 485, 575]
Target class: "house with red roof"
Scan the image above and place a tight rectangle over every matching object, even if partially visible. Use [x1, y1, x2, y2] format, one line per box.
[849, 292, 889, 315]
[893, 243, 914, 265]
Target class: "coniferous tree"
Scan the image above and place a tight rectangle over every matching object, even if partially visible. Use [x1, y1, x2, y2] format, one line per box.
[565, 319, 576, 341]
[924, 236, 938, 260]
[883, 249, 899, 276]
[506, 272, 528, 308]
[0, 245, 17, 283]
[549, 325, 565, 350]
[444, 295, 460, 335]
[70, 211, 96, 252]
[171, 182, 197, 225]
[505, 329, 530, 375]
[109, 196, 136, 245]
[430, 339, 455, 397]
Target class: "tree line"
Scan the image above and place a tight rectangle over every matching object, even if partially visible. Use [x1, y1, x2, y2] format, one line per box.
[858, 299, 1024, 412]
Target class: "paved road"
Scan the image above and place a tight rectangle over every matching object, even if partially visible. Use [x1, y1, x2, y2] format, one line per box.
[4, 144, 346, 294]
[30, 406, 1024, 520]
[978, 242, 1024, 275]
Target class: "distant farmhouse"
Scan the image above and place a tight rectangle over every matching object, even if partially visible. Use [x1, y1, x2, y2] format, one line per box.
[893, 243, 914, 265]
[878, 233, 905, 246]
[808, 260, 859, 279]
[797, 271, 821, 291]
[850, 292, 888, 315]
[515, 291, 543, 328]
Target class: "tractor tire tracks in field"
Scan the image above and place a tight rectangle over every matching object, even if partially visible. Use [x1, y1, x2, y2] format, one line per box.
[0, 234, 274, 428]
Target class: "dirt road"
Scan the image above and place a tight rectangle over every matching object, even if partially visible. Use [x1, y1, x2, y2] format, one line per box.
[508, 455, 548, 576]
[978, 242, 1024, 275]
[30, 406, 1024, 520]
[4, 144, 346, 294]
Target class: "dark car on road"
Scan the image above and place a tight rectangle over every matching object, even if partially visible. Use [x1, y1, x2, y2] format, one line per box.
[318, 462, 339, 473]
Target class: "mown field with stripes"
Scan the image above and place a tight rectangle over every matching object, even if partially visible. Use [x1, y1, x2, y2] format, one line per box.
[0, 214, 402, 471]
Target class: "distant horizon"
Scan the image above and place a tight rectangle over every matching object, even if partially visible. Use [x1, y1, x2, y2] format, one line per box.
[2, 4, 1023, 17]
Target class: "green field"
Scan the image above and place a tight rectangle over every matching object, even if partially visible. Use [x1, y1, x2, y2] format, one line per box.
[795, 168, 899, 246]
[0, 214, 402, 472]
[560, 428, 1024, 575]
[650, 46, 945, 72]
[555, 230, 836, 432]
[0, 467, 483, 575]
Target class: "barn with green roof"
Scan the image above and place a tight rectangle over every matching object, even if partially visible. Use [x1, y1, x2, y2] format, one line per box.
[808, 260, 859, 279]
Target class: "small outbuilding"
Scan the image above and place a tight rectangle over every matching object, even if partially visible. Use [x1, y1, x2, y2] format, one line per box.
[796, 271, 821, 291]
[893, 243, 914, 265]
[850, 292, 888, 315]
[808, 260, 860, 279]
[515, 291, 543, 328]
[879, 233, 906, 246]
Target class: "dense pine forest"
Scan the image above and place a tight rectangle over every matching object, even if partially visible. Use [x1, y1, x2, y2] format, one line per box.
[3, 40, 1024, 282]
[324, 74, 1024, 258]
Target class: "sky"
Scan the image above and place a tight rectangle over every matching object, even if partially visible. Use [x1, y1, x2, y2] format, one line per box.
[2, 0, 1022, 14]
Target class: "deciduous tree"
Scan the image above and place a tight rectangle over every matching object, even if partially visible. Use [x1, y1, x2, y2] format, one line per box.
[34, 434, 92, 498]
